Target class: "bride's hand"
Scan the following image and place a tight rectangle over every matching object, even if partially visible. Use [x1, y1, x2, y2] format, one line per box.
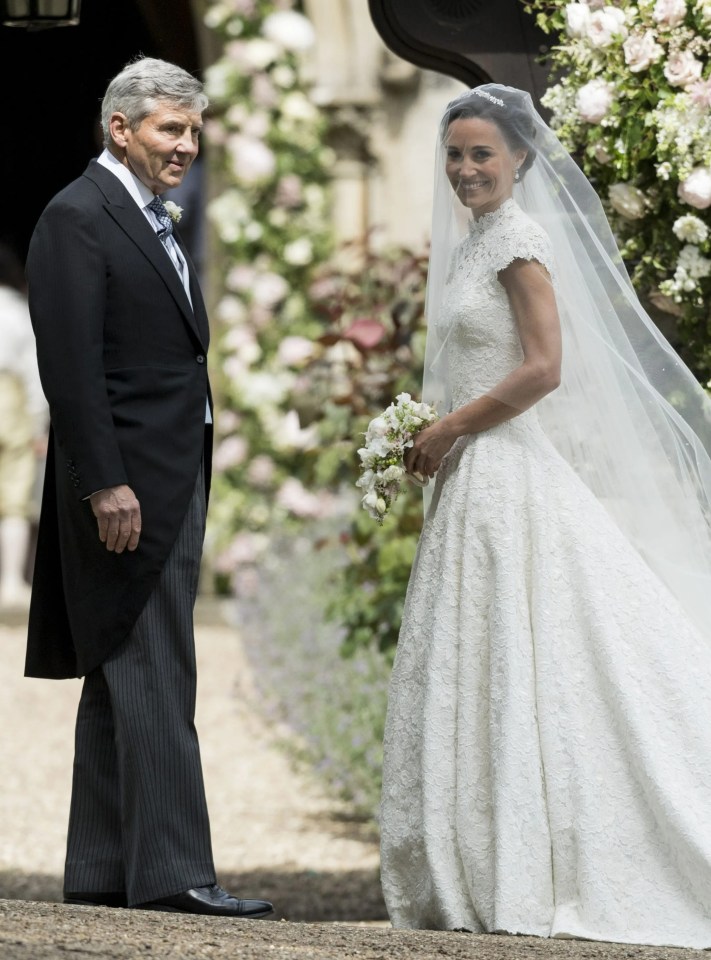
[404, 420, 456, 478]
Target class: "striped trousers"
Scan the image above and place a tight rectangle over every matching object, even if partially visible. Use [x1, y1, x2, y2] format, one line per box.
[64, 467, 216, 905]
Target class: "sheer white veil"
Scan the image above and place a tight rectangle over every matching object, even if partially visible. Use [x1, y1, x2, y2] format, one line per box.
[423, 83, 711, 637]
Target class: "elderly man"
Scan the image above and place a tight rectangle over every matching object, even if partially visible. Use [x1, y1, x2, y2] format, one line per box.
[26, 57, 273, 918]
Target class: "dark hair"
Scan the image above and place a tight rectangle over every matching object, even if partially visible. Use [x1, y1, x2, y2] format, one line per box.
[442, 87, 537, 176]
[0, 243, 26, 292]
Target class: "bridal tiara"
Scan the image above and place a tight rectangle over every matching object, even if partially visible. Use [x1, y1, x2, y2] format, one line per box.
[473, 89, 505, 107]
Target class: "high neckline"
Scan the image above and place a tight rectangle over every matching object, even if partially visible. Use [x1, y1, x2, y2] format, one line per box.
[467, 198, 516, 237]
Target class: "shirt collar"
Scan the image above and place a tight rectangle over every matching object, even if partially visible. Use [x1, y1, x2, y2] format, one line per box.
[96, 149, 156, 210]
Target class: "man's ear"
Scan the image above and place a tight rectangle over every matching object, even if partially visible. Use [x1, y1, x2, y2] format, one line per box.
[108, 112, 130, 149]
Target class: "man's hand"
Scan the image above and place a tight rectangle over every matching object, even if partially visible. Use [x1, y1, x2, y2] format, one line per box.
[89, 485, 142, 553]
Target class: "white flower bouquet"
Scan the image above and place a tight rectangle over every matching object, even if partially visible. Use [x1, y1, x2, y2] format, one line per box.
[356, 393, 439, 523]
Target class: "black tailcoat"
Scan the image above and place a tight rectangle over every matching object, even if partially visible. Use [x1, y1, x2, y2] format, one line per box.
[25, 160, 212, 679]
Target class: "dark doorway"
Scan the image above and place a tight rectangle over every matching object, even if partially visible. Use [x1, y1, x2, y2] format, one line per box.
[0, 0, 199, 262]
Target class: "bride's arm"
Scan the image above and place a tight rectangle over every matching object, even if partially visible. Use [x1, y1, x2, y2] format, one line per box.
[405, 258, 561, 478]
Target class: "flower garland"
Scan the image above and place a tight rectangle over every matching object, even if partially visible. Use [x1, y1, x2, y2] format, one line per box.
[202, 0, 334, 585]
[525, 0, 711, 376]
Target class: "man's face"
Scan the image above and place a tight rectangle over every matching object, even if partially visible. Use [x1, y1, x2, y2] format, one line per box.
[110, 101, 202, 195]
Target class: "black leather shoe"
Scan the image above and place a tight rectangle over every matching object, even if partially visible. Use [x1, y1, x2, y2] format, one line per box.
[136, 883, 274, 918]
[64, 892, 128, 908]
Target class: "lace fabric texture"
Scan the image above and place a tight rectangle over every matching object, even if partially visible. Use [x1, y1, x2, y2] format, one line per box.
[380, 202, 711, 948]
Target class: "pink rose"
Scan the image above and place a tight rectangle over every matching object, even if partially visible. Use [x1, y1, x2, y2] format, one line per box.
[689, 78, 711, 108]
[587, 7, 627, 47]
[213, 436, 249, 471]
[609, 183, 647, 220]
[678, 168, 711, 210]
[664, 50, 703, 88]
[623, 30, 663, 72]
[652, 0, 687, 27]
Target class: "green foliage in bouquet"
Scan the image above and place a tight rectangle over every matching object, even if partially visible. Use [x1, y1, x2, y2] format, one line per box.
[526, 0, 711, 378]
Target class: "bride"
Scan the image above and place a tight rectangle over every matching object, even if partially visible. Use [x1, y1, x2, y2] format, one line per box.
[379, 84, 711, 948]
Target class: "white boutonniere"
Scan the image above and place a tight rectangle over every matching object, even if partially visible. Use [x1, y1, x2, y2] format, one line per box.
[163, 201, 183, 223]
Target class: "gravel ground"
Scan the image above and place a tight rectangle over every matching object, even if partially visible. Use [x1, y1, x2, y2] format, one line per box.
[0, 605, 706, 959]
[0, 899, 703, 960]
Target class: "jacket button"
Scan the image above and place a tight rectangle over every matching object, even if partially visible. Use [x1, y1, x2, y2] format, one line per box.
[196, 355, 205, 364]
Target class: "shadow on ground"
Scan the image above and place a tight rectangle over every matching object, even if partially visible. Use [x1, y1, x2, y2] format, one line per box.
[0, 866, 388, 922]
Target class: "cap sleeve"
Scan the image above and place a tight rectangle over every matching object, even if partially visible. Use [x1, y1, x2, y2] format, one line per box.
[489, 215, 557, 283]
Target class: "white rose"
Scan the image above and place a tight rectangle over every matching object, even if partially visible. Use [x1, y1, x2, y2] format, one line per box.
[594, 144, 612, 164]
[277, 477, 324, 518]
[277, 336, 315, 367]
[576, 79, 615, 124]
[678, 244, 711, 279]
[203, 61, 236, 100]
[213, 435, 248, 471]
[382, 465, 405, 483]
[283, 238, 313, 266]
[672, 215, 709, 244]
[375, 498, 388, 515]
[565, 2, 592, 36]
[215, 295, 247, 325]
[652, 0, 687, 27]
[244, 38, 279, 70]
[623, 30, 664, 72]
[678, 167, 711, 209]
[281, 92, 319, 123]
[355, 469, 375, 490]
[362, 491, 379, 510]
[608, 183, 647, 219]
[587, 7, 627, 46]
[252, 272, 290, 307]
[367, 416, 390, 439]
[262, 10, 315, 52]
[227, 135, 276, 183]
[272, 65, 296, 88]
[664, 50, 703, 88]
[244, 222, 263, 241]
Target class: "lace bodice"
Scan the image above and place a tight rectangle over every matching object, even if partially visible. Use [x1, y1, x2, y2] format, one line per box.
[439, 199, 556, 409]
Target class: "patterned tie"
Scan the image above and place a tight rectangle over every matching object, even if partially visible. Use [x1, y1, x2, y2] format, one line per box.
[147, 195, 173, 242]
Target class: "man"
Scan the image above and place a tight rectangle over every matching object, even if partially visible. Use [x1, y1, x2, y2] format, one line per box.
[25, 57, 273, 918]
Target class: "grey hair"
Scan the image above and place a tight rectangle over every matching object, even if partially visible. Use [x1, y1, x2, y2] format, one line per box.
[101, 56, 208, 146]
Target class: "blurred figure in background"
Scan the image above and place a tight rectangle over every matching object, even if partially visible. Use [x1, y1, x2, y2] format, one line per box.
[0, 243, 48, 610]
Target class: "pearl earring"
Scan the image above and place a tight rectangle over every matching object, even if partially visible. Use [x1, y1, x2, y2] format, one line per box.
[514, 167, 521, 183]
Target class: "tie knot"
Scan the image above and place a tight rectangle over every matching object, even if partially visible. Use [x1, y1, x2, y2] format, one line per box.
[148, 196, 173, 239]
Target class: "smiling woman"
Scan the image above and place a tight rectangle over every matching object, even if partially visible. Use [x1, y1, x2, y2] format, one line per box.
[444, 118, 526, 217]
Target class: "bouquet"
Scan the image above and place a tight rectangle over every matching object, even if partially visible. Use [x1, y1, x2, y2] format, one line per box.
[356, 393, 439, 523]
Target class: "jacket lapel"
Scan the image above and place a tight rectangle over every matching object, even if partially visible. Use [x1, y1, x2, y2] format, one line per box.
[82, 162, 207, 350]
[173, 230, 210, 349]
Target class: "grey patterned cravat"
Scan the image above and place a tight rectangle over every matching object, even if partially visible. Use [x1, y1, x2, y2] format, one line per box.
[147, 195, 173, 241]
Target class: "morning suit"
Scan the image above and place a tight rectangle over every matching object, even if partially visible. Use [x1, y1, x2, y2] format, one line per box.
[25, 157, 216, 903]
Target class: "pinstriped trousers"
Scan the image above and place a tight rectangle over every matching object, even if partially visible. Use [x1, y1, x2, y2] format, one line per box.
[64, 466, 216, 905]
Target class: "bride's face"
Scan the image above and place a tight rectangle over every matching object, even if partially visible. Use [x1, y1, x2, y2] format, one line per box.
[445, 117, 525, 217]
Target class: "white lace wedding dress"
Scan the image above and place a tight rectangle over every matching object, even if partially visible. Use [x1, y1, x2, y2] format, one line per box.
[380, 199, 711, 948]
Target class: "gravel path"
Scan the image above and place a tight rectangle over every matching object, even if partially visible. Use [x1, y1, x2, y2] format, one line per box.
[0, 605, 383, 921]
[0, 607, 705, 959]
